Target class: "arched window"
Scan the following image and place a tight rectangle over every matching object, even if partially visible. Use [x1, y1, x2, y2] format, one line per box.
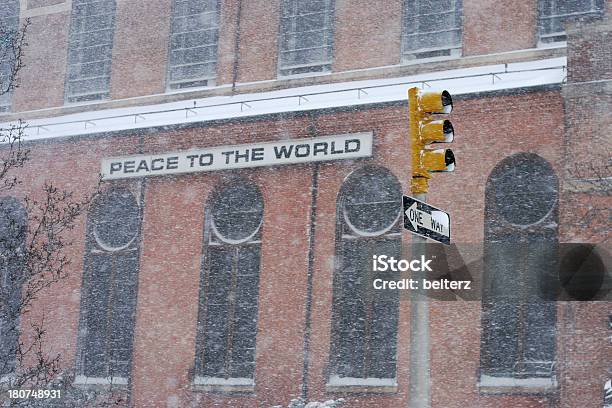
[0, 197, 26, 376]
[78, 188, 141, 381]
[480, 153, 558, 383]
[329, 166, 402, 381]
[195, 181, 263, 381]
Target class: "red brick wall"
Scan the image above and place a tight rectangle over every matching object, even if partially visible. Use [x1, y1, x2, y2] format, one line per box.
[110, 0, 172, 99]
[558, 17, 611, 407]
[10, 85, 608, 407]
[216, 0, 241, 85]
[567, 21, 612, 83]
[235, 0, 280, 83]
[12, 11, 70, 112]
[332, 0, 403, 71]
[463, 0, 537, 56]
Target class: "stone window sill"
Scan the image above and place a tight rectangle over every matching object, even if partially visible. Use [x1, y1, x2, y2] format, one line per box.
[192, 376, 254, 393]
[73, 375, 128, 390]
[537, 40, 568, 49]
[478, 375, 557, 394]
[326, 376, 397, 393]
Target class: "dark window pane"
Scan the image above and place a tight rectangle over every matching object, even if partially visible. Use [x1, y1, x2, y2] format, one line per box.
[68, 44, 113, 64]
[206, 247, 233, 306]
[202, 304, 229, 376]
[229, 359, 255, 379]
[234, 248, 261, 308]
[170, 45, 217, 66]
[524, 302, 556, 373]
[82, 254, 112, 377]
[480, 301, 521, 374]
[369, 299, 399, 378]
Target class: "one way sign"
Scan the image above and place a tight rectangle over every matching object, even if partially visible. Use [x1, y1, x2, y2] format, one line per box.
[403, 195, 451, 245]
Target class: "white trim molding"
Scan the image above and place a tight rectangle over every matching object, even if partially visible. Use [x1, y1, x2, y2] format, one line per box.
[478, 374, 558, 394]
[326, 375, 397, 393]
[73, 375, 128, 387]
[192, 376, 254, 393]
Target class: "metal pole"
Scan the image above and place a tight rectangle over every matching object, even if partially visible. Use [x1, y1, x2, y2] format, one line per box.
[408, 192, 430, 408]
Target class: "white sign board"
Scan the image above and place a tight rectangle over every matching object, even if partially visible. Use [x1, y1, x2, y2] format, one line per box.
[101, 132, 372, 180]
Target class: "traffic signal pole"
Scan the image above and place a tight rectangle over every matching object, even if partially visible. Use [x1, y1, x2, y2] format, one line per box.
[408, 191, 430, 408]
[407, 87, 454, 407]
[408, 88, 431, 408]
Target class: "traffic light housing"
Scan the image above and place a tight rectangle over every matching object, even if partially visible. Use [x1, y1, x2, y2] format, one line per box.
[409, 87, 455, 194]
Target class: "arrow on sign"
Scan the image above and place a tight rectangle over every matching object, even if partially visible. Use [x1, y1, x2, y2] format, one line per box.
[403, 195, 451, 245]
[405, 202, 450, 237]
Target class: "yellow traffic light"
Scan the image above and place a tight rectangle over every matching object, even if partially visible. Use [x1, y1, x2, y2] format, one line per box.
[409, 87, 456, 194]
[417, 90, 453, 114]
[421, 149, 455, 172]
[420, 120, 454, 144]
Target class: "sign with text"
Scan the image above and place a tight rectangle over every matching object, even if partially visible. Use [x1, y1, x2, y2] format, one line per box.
[101, 132, 372, 180]
[403, 195, 451, 245]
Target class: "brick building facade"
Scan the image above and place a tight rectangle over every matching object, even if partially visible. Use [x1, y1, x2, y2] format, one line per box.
[0, 0, 610, 407]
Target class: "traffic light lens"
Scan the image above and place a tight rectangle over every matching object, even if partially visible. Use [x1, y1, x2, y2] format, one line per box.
[441, 91, 453, 113]
[443, 120, 453, 135]
[445, 149, 455, 166]
[442, 120, 454, 142]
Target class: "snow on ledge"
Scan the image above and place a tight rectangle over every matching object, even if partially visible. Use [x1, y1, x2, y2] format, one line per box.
[327, 375, 397, 388]
[1, 57, 567, 143]
[73, 375, 128, 386]
[478, 374, 557, 389]
[193, 376, 254, 386]
[192, 376, 255, 393]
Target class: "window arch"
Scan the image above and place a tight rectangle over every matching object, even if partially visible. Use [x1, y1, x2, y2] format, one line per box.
[195, 180, 263, 381]
[0, 197, 26, 376]
[480, 153, 558, 381]
[329, 166, 402, 380]
[78, 187, 141, 380]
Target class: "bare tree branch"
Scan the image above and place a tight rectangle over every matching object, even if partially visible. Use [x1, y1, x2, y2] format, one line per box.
[0, 19, 29, 97]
